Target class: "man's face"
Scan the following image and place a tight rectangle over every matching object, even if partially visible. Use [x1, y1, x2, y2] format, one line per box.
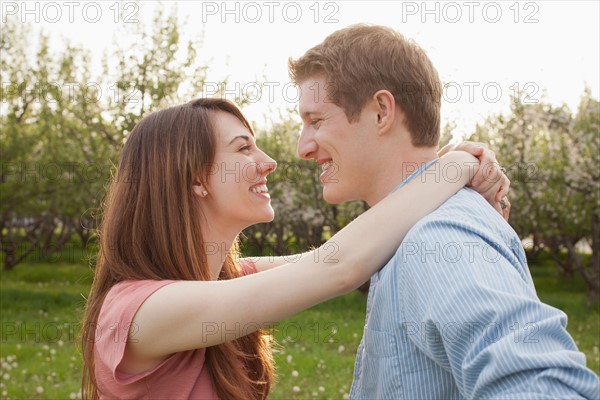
[296, 76, 377, 204]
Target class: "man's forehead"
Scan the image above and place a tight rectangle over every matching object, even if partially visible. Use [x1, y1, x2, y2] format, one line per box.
[299, 77, 331, 99]
[299, 81, 332, 114]
[299, 102, 328, 119]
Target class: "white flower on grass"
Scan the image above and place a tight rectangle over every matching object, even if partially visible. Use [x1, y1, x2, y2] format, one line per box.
[2, 373, 9, 380]
[70, 392, 77, 399]
[319, 386, 325, 392]
[343, 393, 349, 399]
[292, 386, 300, 393]
[286, 355, 293, 363]
[291, 370, 299, 377]
[36, 386, 44, 394]
[338, 345, 345, 353]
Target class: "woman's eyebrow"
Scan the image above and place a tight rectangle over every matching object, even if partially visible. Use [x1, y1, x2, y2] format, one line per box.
[227, 135, 251, 145]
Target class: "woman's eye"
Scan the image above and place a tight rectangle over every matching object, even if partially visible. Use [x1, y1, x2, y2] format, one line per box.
[311, 119, 322, 128]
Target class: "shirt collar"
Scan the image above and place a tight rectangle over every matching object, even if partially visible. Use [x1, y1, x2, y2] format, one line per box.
[390, 158, 440, 194]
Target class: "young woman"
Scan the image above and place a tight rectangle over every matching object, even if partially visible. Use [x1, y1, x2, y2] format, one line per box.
[81, 98, 505, 399]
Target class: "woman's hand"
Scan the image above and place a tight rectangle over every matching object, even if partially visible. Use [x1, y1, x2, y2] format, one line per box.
[438, 142, 510, 220]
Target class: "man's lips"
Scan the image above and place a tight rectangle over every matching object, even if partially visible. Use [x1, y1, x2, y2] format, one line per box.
[317, 159, 335, 182]
[316, 158, 334, 173]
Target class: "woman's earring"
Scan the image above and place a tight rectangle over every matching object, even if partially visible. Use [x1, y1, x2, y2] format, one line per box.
[194, 185, 208, 198]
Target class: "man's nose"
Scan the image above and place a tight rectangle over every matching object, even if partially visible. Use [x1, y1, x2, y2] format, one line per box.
[297, 126, 317, 160]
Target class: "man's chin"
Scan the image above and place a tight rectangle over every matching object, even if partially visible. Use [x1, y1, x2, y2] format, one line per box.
[322, 187, 350, 205]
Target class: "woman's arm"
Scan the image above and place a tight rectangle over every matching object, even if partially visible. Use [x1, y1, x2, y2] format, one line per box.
[124, 151, 478, 368]
[245, 253, 312, 272]
[252, 143, 510, 272]
[438, 141, 511, 218]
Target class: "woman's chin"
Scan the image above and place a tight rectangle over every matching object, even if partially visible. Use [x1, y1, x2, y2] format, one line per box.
[261, 209, 275, 223]
[250, 209, 275, 225]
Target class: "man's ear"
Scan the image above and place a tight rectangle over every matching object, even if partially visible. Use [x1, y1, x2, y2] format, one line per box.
[372, 90, 396, 135]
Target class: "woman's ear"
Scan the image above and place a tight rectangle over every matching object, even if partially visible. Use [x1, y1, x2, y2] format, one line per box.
[192, 184, 208, 198]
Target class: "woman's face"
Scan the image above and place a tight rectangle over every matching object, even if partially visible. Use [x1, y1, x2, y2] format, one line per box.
[201, 111, 277, 231]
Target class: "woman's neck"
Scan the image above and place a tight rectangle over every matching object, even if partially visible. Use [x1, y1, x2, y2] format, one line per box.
[202, 222, 239, 279]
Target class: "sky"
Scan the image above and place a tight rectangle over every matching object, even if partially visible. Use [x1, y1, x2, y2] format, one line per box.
[5, 0, 600, 139]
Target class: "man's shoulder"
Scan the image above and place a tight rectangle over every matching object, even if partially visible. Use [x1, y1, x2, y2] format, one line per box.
[390, 187, 528, 269]
[405, 187, 499, 238]
[387, 187, 529, 281]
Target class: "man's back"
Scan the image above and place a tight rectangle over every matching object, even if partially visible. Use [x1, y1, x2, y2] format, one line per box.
[350, 185, 599, 399]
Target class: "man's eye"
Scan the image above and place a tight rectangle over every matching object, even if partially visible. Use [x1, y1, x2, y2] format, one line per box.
[239, 145, 251, 152]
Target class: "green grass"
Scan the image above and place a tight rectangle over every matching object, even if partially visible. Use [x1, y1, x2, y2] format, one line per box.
[0, 255, 598, 399]
[269, 292, 366, 399]
[0, 262, 93, 399]
[528, 253, 600, 375]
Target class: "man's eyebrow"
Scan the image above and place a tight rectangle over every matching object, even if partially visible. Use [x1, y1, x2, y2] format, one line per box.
[227, 135, 252, 145]
[301, 111, 320, 119]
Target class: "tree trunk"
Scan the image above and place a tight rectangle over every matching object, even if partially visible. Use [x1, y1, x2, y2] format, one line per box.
[2, 246, 17, 271]
[565, 239, 599, 308]
[2, 225, 39, 270]
[525, 233, 545, 261]
[544, 237, 575, 279]
[588, 212, 600, 307]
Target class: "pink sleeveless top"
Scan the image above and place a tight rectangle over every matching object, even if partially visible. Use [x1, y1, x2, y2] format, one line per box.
[95, 260, 257, 399]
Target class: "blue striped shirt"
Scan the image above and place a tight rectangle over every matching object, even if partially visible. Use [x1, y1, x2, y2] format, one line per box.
[350, 160, 600, 399]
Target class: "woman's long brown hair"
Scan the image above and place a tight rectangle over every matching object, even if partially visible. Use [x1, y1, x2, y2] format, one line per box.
[81, 98, 274, 399]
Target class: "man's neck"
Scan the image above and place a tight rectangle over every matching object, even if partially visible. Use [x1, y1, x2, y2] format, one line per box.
[366, 147, 438, 206]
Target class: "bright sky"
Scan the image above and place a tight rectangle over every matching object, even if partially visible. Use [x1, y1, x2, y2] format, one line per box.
[6, 0, 600, 138]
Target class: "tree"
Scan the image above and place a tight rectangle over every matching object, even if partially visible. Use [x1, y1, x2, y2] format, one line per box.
[468, 92, 599, 306]
[0, 5, 220, 270]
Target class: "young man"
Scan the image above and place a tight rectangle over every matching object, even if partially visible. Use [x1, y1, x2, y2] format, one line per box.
[290, 24, 599, 399]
